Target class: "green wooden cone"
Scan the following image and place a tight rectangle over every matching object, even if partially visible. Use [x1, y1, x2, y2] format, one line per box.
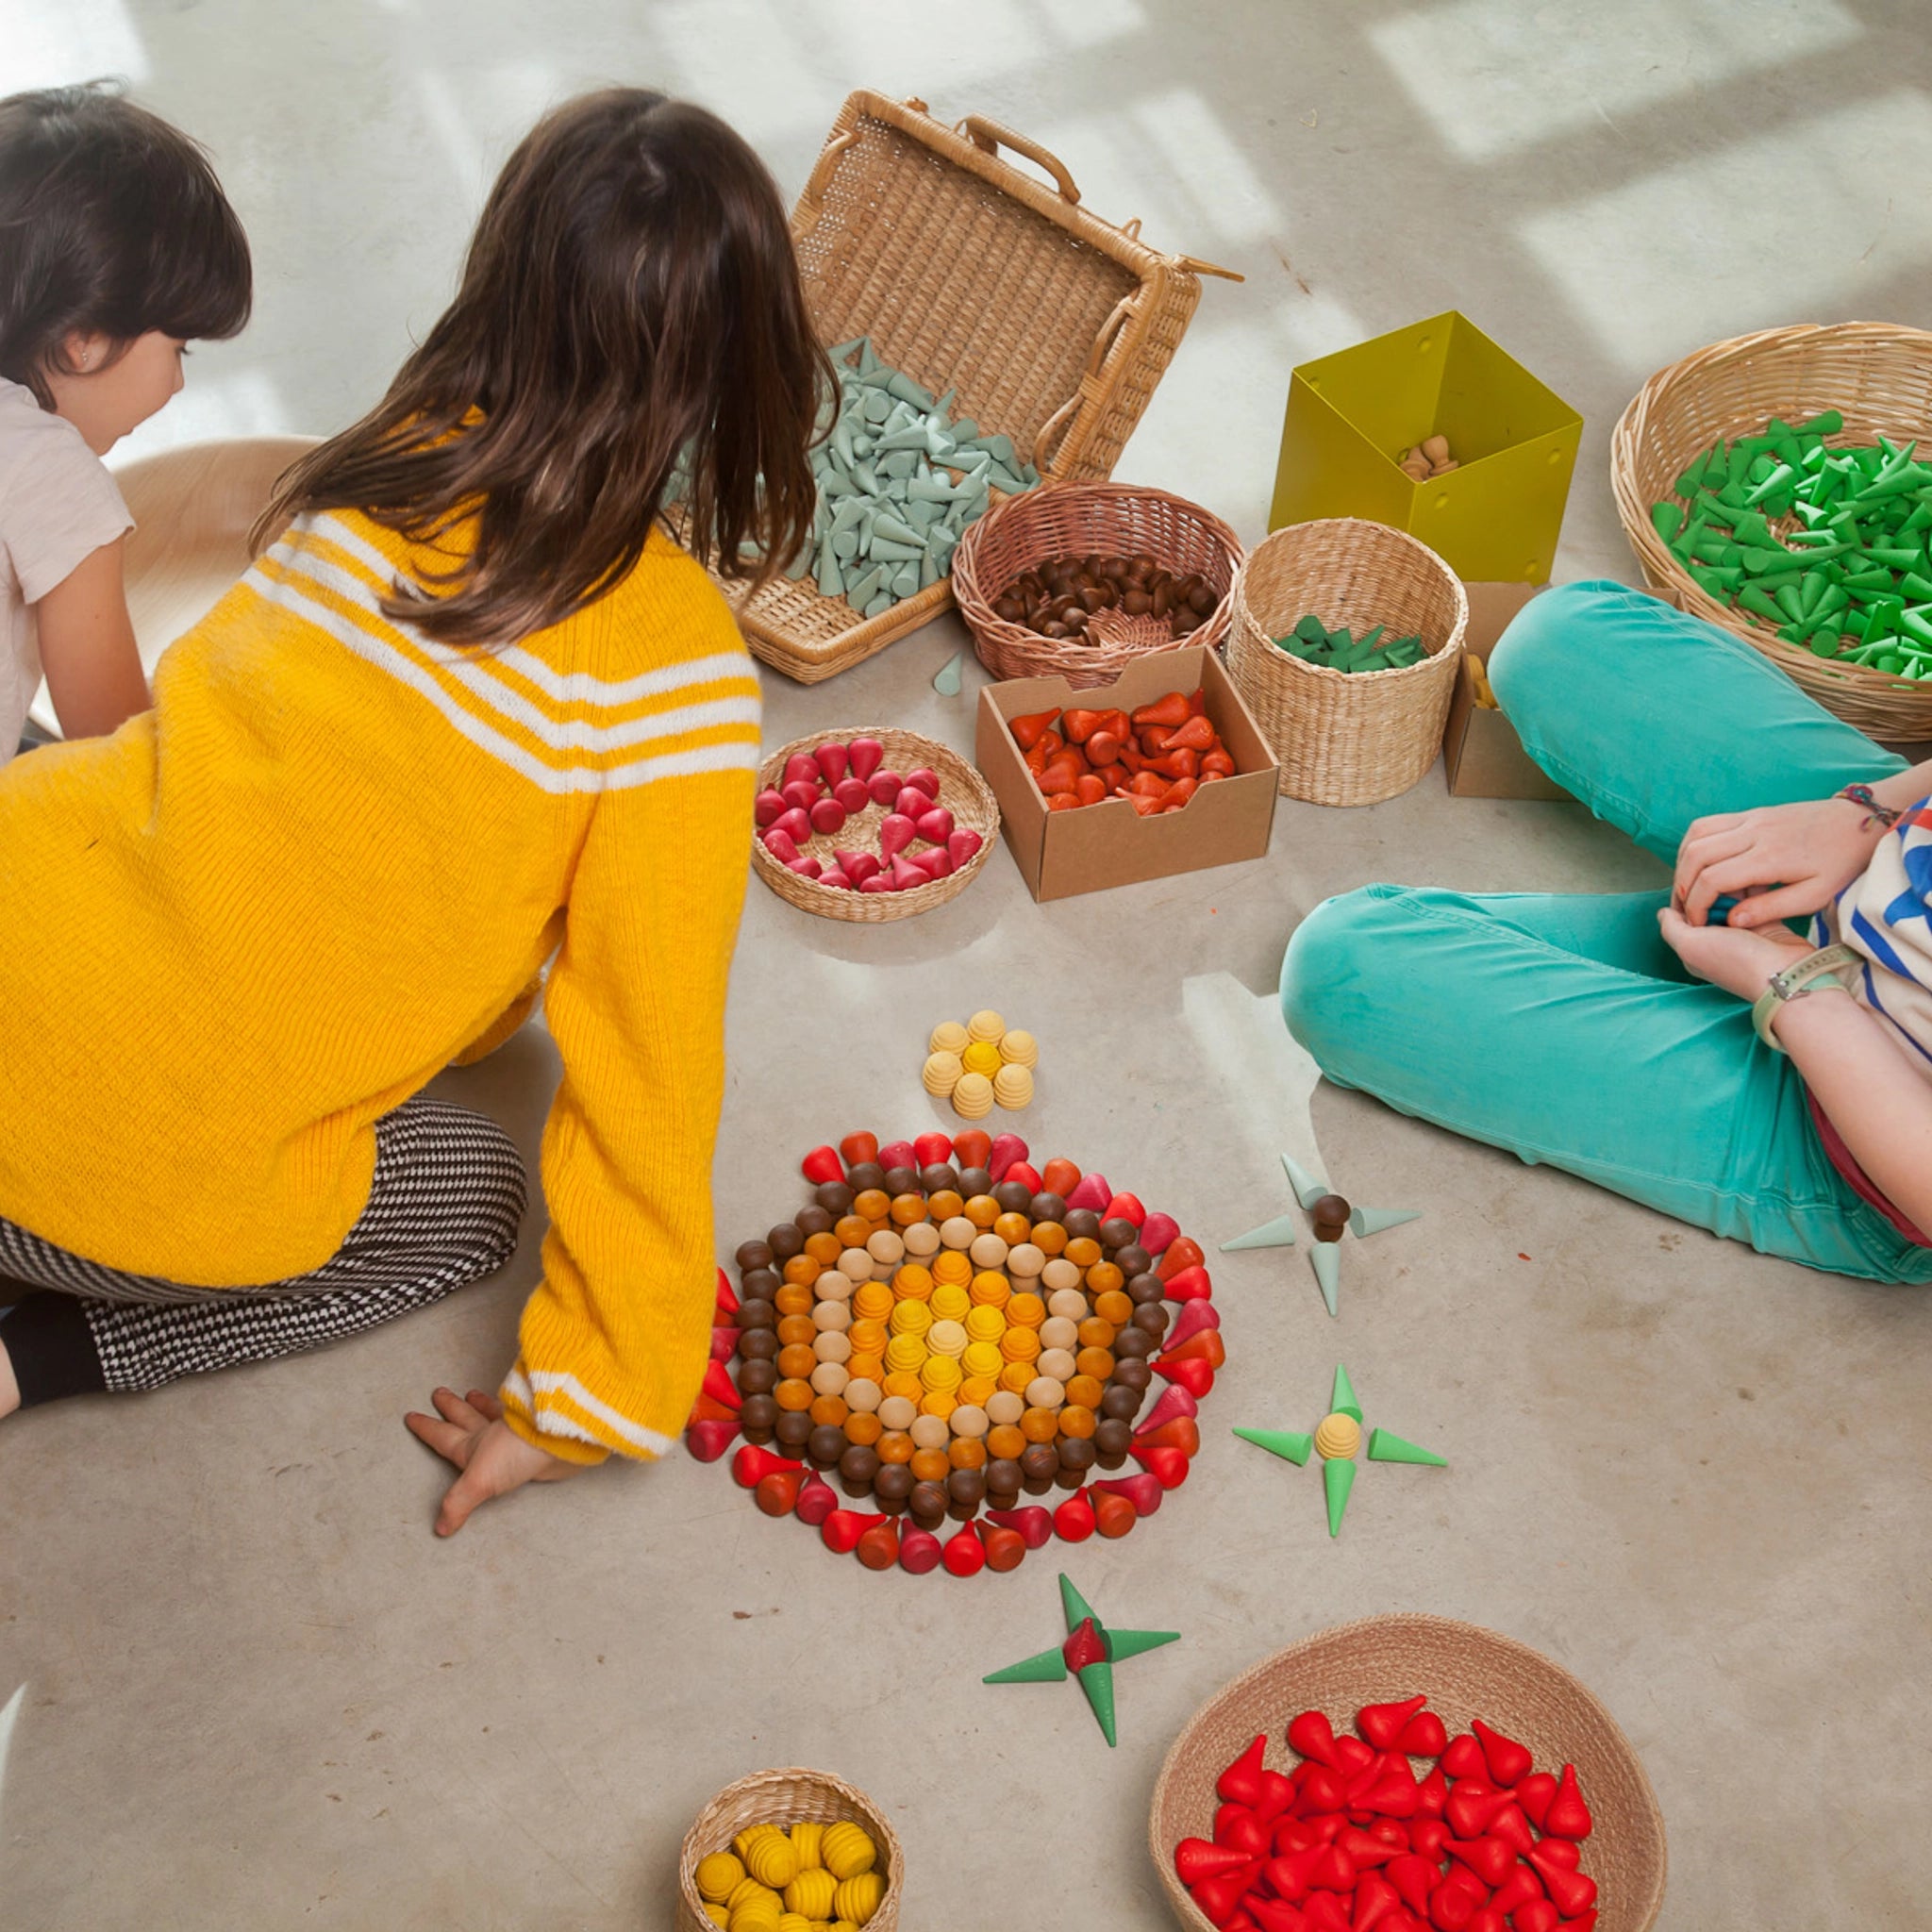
[1311, 1242, 1341, 1318]
[1076, 1660, 1118, 1746]
[1107, 1628, 1181, 1662]
[1348, 1206, 1421, 1240]
[1222, 1214, 1299, 1251]
[1324, 1456, 1357, 1539]
[932, 651, 963, 696]
[1282, 1154, 1329, 1209]
[983, 1647, 1068, 1684]
[1233, 1425, 1314, 1465]
[1330, 1363, 1363, 1424]
[1366, 1427, 1447, 1468]
[1059, 1574, 1100, 1637]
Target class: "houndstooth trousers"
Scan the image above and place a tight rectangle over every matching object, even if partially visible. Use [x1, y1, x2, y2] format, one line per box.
[0, 1097, 527, 1393]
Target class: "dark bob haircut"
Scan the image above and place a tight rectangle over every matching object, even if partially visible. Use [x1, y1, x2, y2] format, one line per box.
[259, 89, 828, 650]
[0, 80, 252, 407]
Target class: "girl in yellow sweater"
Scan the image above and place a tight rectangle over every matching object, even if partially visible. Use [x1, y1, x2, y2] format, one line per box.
[0, 90, 824, 1535]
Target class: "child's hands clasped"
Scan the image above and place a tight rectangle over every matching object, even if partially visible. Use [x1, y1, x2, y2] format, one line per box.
[404, 1385, 580, 1536]
[1673, 797, 1888, 928]
[1657, 904, 1817, 1002]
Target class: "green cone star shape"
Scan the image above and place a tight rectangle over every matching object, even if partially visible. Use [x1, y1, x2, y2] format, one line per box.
[982, 1574, 1180, 1746]
[1234, 1362, 1445, 1538]
[1221, 1153, 1420, 1317]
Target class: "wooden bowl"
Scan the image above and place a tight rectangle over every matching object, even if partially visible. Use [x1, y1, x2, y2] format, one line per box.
[30, 434, 317, 736]
[1150, 1614, 1667, 1932]
[675, 1766, 903, 1932]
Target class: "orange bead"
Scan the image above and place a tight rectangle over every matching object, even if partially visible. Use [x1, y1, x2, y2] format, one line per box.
[964, 1194, 1000, 1229]
[998, 1360, 1036, 1396]
[998, 1327, 1040, 1365]
[986, 1424, 1027, 1462]
[968, 1271, 1011, 1307]
[845, 1317, 889, 1356]
[892, 1264, 934, 1302]
[1085, 1262, 1124, 1297]
[931, 1251, 972, 1287]
[774, 1284, 815, 1318]
[1031, 1222, 1068, 1257]
[925, 1190, 964, 1223]
[805, 1230, 843, 1264]
[1093, 1290, 1134, 1327]
[1064, 1374, 1105, 1409]
[958, 1374, 999, 1407]
[947, 1437, 988, 1471]
[808, 1394, 848, 1428]
[1064, 1236, 1102, 1269]
[1058, 1404, 1097, 1440]
[909, 1447, 952, 1485]
[776, 1343, 819, 1380]
[1020, 1406, 1059, 1443]
[1008, 1292, 1046, 1329]
[843, 1411, 882, 1447]
[776, 1315, 818, 1348]
[890, 1193, 928, 1226]
[845, 1352, 886, 1384]
[835, 1215, 873, 1250]
[775, 1378, 814, 1411]
[1075, 1346, 1115, 1382]
[881, 1371, 924, 1404]
[853, 1189, 891, 1221]
[876, 1430, 915, 1463]
[992, 1212, 1032, 1246]
[1078, 1317, 1118, 1351]
[785, 1259, 824, 1293]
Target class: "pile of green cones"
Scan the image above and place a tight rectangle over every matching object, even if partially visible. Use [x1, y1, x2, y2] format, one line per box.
[1272, 612, 1426, 673]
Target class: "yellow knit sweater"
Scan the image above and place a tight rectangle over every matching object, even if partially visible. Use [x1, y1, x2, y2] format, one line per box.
[0, 508, 758, 1464]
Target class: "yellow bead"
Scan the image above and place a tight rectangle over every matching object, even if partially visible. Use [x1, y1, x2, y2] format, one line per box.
[789, 1823, 824, 1872]
[821, 1823, 877, 1881]
[745, 1835, 799, 1889]
[887, 1298, 932, 1339]
[732, 1827, 781, 1862]
[964, 1303, 1008, 1342]
[776, 1915, 813, 1932]
[729, 1903, 781, 1932]
[697, 1852, 746, 1902]
[960, 1039, 1002, 1076]
[961, 1339, 1004, 1380]
[884, 1334, 928, 1375]
[880, 1369, 924, 1404]
[704, 1907, 730, 1929]
[784, 1867, 838, 1919]
[832, 1872, 884, 1924]
[928, 1282, 971, 1323]
[919, 1352, 961, 1393]
[1314, 1412, 1361, 1460]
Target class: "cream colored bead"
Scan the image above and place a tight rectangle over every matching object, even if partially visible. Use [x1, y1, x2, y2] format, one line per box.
[1314, 1411, 1361, 1460]
[1037, 1346, 1077, 1382]
[992, 1063, 1034, 1110]
[809, 1360, 850, 1397]
[968, 1231, 1009, 1270]
[997, 1027, 1039, 1067]
[951, 1071, 994, 1119]
[965, 1009, 1007, 1043]
[1040, 1257, 1081, 1292]
[836, 1246, 874, 1282]
[928, 1019, 970, 1056]
[922, 1050, 963, 1096]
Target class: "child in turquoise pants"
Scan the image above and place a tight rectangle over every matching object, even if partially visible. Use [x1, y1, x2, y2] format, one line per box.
[1280, 579, 1932, 1286]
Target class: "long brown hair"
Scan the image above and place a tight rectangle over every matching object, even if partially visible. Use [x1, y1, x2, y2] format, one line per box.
[258, 89, 826, 649]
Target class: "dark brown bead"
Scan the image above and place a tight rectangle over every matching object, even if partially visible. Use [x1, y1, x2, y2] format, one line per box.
[795, 1205, 833, 1239]
[1115, 1245, 1152, 1279]
[739, 1393, 779, 1435]
[986, 1457, 1023, 1498]
[1114, 1327, 1154, 1360]
[1311, 1192, 1350, 1228]
[735, 1300, 776, 1332]
[766, 1223, 804, 1260]
[1132, 1302, 1171, 1339]
[1100, 1383, 1144, 1423]
[1112, 1357, 1153, 1392]
[1057, 1435, 1096, 1477]
[737, 1328, 778, 1362]
[1063, 1208, 1101, 1242]
[1021, 1441, 1060, 1484]
[775, 1409, 812, 1449]
[1126, 1273, 1165, 1304]
[946, 1468, 986, 1508]
[1094, 1418, 1133, 1465]
[808, 1424, 846, 1467]
[844, 1161, 887, 1194]
[874, 1463, 912, 1508]
[734, 1240, 774, 1273]
[919, 1163, 960, 1196]
[737, 1358, 777, 1394]
[1029, 1192, 1067, 1224]
[881, 1165, 920, 1198]
[839, 1444, 880, 1488]
[956, 1166, 993, 1200]
[1022, 1471, 1056, 1495]
[909, 1480, 949, 1524]
[814, 1182, 855, 1218]
[993, 1181, 1034, 1215]
[1314, 1221, 1346, 1244]
[1098, 1217, 1138, 1250]
[739, 1268, 781, 1301]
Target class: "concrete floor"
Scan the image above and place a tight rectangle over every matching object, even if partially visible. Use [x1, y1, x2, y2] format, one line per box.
[5, 2, 1932, 1927]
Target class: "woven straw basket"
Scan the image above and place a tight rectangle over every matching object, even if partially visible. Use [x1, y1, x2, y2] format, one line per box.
[1226, 521, 1468, 806]
[724, 91, 1239, 684]
[1612, 320, 1932, 738]
[951, 480, 1245, 688]
[676, 1766, 905, 1932]
[1150, 1615, 1667, 1932]
[750, 725, 1000, 923]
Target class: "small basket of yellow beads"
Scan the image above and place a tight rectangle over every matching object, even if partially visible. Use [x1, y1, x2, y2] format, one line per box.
[677, 1767, 903, 1932]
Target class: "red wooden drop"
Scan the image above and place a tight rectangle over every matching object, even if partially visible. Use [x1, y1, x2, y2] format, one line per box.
[794, 1471, 837, 1526]
[941, 1522, 986, 1576]
[1542, 1763, 1593, 1840]
[839, 1129, 879, 1168]
[897, 1524, 942, 1574]
[800, 1144, 844, 1185]
[684, 1417, 741, 1460]
[855, 1516, 900, 1570]
[1053, 1488, 1096, 1541]
[1156, 1235, 1206, 1281]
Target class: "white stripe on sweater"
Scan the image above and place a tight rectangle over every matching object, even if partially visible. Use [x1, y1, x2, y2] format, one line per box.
[506, 1366, 676, 1456]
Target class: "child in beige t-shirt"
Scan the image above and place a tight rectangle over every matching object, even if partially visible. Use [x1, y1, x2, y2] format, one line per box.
[0, 82, 251, 758]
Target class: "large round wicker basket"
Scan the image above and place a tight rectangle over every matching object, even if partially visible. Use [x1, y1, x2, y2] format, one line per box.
[1226, 520, 1467, 806]
[676, 1765, 905, 1932]
[1612, 320, 1932, 738]
[952, 480, 1244, 688]
[1149, 1614, 1667, 1932]
[749, 726, 1000, 923]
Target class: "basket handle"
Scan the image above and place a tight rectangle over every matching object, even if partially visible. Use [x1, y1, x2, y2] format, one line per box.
[958, 114, 1081, 204]
[1031, 292, 1142, 473]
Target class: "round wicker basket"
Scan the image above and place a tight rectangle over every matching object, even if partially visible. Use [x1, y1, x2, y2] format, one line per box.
[952, 480, 1245, 688]
[1225, 520, 1467, 806]
[676, 1765, 905, 1932]
[1148, 1614, 1667, 1932]
[750, 726, 1000, 924]
[1612, 320, 1932, 738]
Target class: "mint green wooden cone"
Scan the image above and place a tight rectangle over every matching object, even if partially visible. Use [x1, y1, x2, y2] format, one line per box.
[1311, 1242, 1341, 1318]
[1222, 1214, 1299, 1251]
[1366, 1427, 1447, 1468]
[1324, 1457, 1356, 1538]
[1282, 1153, 1329, 1209]
[1348, 1205, 1421, 1239]
[932, 651, 962, 696]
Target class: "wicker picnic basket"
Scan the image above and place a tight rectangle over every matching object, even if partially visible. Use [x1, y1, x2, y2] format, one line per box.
[1611, 321, 1932, 738]
[676, 1766, 905, 1932]
[1226, 520, 1467, 806]
[1150, 1615, 1667, 1932]
[951, 480, 1245, 688]
[724, 91, 1239, 684]
[750, 725, 1000, 923]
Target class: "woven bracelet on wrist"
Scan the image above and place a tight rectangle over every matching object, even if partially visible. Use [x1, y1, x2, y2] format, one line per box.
[1836, 783, 1901, 829]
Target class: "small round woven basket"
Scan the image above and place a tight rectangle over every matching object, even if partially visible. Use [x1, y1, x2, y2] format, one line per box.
[676, 1765, 905, 1932]
[1149, 1614, 1667, 1932]
[1225, 520, 1467, 806]
[750, 725, 1000, 924]
[1612, 320, 1932, 738]
[952, 480, 1245, 688]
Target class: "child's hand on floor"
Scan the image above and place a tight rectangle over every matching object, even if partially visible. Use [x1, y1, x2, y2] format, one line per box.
[404, 1385, 580, 1535]
[1673, 798, 1890, 928]
[1658, 905, 1816, 1003]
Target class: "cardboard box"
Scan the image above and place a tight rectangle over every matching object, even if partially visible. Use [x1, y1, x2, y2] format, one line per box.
[1269, 311, 1582, 585]
[975, 646, 1279, 901]
[1442, 582, 1568, 799]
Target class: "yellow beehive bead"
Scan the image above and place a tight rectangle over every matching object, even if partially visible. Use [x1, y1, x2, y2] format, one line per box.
[785, 1869, 838, 1918]
[821, 1823, 877, 1880]
[704, 1906, 730, 1929]
[745, 1834, 799, 1890]
[883, 1334, 928, 1377]
[959, 1039, 1002, 1077]
[951, 1071, 994, 1120]
[775, 1915, 813, 1932]
[922, 1050, 963, 1097]
[928, 1281, 971, 1324]
[729, 1903, 781, 1932]
[789, 1822, 824, 1871]
[832, 1873, 884, 1924]
[1314, 1411, 1361, 1460]
[997, 1027, 1039, 1068]
[698, 1852, 747, 1902]
[964, 1304, 1007, 1344]
[965, 1009, 1007, 1044]
[961, 1339, 1005, 1381]
[928, 1019, 970, 1056]
[733, 1827, 781, 1862]
[919, 1352, 962, 1393]
[992, 1063, 1034, 1110]
[887, 1298, 932, 1339]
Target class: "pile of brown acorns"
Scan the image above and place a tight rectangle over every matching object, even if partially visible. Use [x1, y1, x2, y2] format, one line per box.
[991, 552, 1221, 642]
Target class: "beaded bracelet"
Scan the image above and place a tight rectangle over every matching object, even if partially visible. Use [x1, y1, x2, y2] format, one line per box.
[1836, 782, 1902, 830]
